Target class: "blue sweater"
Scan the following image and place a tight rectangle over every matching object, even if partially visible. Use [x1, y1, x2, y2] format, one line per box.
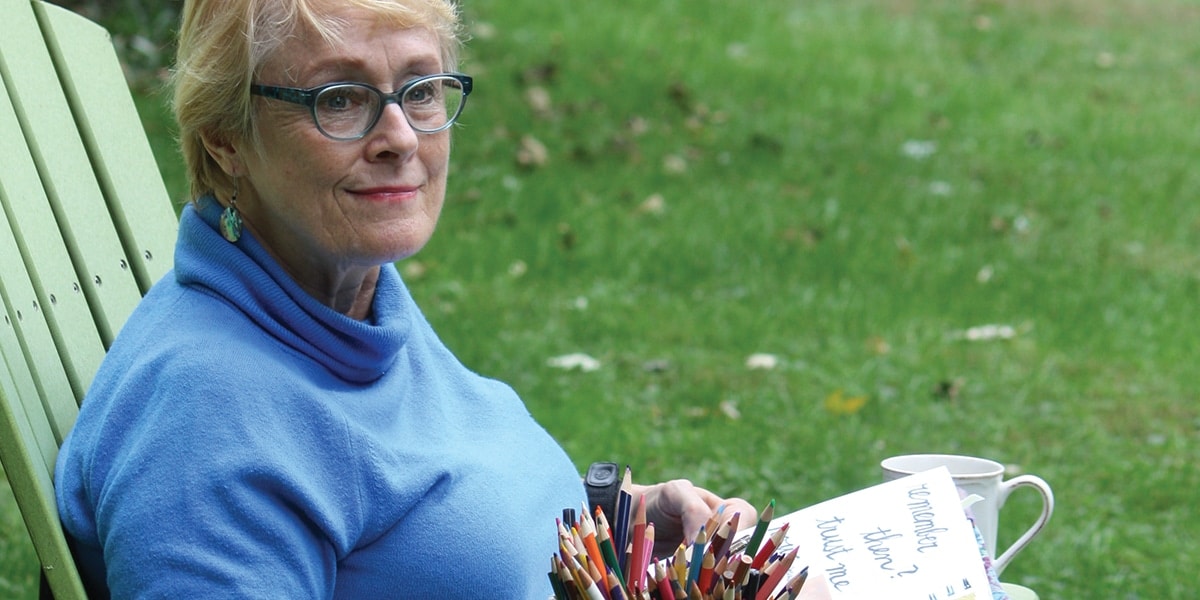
[55, 199, 585, 599]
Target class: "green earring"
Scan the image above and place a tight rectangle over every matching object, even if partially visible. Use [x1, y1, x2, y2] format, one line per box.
[220, 190, 242, 243]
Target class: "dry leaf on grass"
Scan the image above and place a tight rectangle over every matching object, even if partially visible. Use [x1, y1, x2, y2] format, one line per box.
[949, 324, 1017, 341]
[547, 353, 601, 372]
[524, 85, 553, 118]
[719, 400, 741, 420]
[745, 353, 780, 370]
[638, 194, 666, 215]
[901, 139, 937, 160]
[516, 135, 548, 168]
[823, 390, 868, 415]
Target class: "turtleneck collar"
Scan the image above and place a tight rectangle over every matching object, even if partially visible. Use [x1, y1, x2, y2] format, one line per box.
[172, 197, 411, 383]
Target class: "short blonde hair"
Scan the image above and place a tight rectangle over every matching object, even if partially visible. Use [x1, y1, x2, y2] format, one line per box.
[172, 0, 463, 202]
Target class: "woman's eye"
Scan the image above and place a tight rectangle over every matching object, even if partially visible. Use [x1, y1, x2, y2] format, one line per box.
[324, 94, 351, 110]
[406, 82, 437, 105]
[318, 86, 371, 112]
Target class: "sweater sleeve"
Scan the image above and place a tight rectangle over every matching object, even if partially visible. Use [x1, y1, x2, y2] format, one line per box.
[59, 355, 364, 599]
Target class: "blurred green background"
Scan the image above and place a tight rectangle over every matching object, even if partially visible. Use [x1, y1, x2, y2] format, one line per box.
[4, 0, 1199, 597]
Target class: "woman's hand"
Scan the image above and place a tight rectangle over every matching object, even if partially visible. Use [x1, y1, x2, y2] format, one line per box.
[629, 479, 757, 558]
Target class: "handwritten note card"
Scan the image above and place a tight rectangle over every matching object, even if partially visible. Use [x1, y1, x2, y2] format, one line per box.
[735, 467, 991, 600]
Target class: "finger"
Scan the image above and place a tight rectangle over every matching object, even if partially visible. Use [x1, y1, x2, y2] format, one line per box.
[689, 486, 760, 529]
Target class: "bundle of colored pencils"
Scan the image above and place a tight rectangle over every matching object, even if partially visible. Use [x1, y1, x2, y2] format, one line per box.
[550, 468, 809, 600]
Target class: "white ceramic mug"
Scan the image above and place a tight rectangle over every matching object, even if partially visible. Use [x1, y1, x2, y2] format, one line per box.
[880, 453, 1053, 575]
[1001, 582, 1041, 600]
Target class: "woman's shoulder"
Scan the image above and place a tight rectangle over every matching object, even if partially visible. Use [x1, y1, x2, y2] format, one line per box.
[109, 273, 292, 366]
[86, 280, 315, 429]
[71, 280, 350, 475]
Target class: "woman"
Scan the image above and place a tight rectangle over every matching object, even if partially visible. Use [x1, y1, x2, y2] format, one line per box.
[54, 0, 754, 597]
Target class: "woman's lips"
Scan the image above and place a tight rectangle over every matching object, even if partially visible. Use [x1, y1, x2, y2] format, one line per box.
[350, 186, 419, 201]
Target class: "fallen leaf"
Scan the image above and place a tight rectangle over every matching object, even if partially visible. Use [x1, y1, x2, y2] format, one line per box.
[547, 353, 601, 372]
[964, 324, 1016, 341]
[638, 194, 666, 215]
[929, 181, 952, 196]
[524, 85, 553, 118]
[900, 139, 937, 160]
[823, 390, 868, 415]
[401, 260, 427, 280]
[662, 154, 687, 174]
[516, 135, 549, 168]
[719, 400, 741, 420]
[627, 116, 649, 136]
[745, 353, 779, 370]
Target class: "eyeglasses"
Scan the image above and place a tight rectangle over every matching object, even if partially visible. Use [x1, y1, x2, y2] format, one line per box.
[250, 73, 473, 141]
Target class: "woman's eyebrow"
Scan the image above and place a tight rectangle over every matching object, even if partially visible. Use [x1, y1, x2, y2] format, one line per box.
[284, 51, 443, 86]
[282, 58, 368, 86]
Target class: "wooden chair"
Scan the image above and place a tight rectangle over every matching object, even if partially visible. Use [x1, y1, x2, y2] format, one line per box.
[0, 0, 179, 597]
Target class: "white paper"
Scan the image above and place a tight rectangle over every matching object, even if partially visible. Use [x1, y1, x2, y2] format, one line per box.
[733, 467, 992, 600]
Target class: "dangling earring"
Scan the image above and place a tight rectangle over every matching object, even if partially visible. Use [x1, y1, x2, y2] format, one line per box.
[220, 186, 243, 243]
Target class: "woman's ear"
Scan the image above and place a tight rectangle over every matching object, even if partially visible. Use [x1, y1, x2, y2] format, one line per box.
[200, 131, 245, 177]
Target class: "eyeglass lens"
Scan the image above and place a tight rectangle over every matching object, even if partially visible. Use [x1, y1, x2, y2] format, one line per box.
[313, 76, 466, 139]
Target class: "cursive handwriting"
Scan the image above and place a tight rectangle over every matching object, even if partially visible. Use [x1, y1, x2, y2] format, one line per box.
[906, 483, 951, 553]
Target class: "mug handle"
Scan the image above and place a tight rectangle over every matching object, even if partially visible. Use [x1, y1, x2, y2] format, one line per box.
[993, 474, 1054, 574]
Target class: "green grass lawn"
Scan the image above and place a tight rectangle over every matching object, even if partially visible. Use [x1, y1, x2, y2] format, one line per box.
[4, 0, 1199, 597]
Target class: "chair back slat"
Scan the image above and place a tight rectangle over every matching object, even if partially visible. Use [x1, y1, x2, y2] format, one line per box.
[35, 1, 178, 297]
[1, 1, 181, 598]
[0, 57, 86, 448]
[2, 0, 146, 357]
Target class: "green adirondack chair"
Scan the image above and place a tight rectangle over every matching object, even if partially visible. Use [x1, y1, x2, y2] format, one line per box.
[0, 0, 179, 597]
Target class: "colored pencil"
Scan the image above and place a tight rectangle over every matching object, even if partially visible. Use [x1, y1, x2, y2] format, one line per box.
[708, 517, 732, 562]
[673, 542, 689, 584]
[595, 508, 627, 588]
[702, 503, 727, 539]
[685, 526, 707, 590]
[577, 563, 608, 600]
[627, 494, 648, 591]
[731, 553, 753, 588]
[548, 467, 811, 600]
[579, 507, 609, 585]
[607, 567, 629, 600]
[639, 523, 655, 591]
[754, 546, 798, 600]
[751, 523, 790, 570]
[655, 560, 677, 600]
[742, 499, 775, 558]
[697, 549, 716, 593]
[715, 511, 741, 559]
[613, 466, 634, 572]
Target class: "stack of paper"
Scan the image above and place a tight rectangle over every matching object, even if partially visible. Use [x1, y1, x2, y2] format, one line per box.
[730, 467, 993, 600]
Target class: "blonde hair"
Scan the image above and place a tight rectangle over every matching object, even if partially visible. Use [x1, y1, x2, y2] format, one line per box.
[172, 0, 463, 202]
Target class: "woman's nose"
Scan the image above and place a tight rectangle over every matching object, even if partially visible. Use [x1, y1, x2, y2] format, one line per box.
[367, 102, 419, 157]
